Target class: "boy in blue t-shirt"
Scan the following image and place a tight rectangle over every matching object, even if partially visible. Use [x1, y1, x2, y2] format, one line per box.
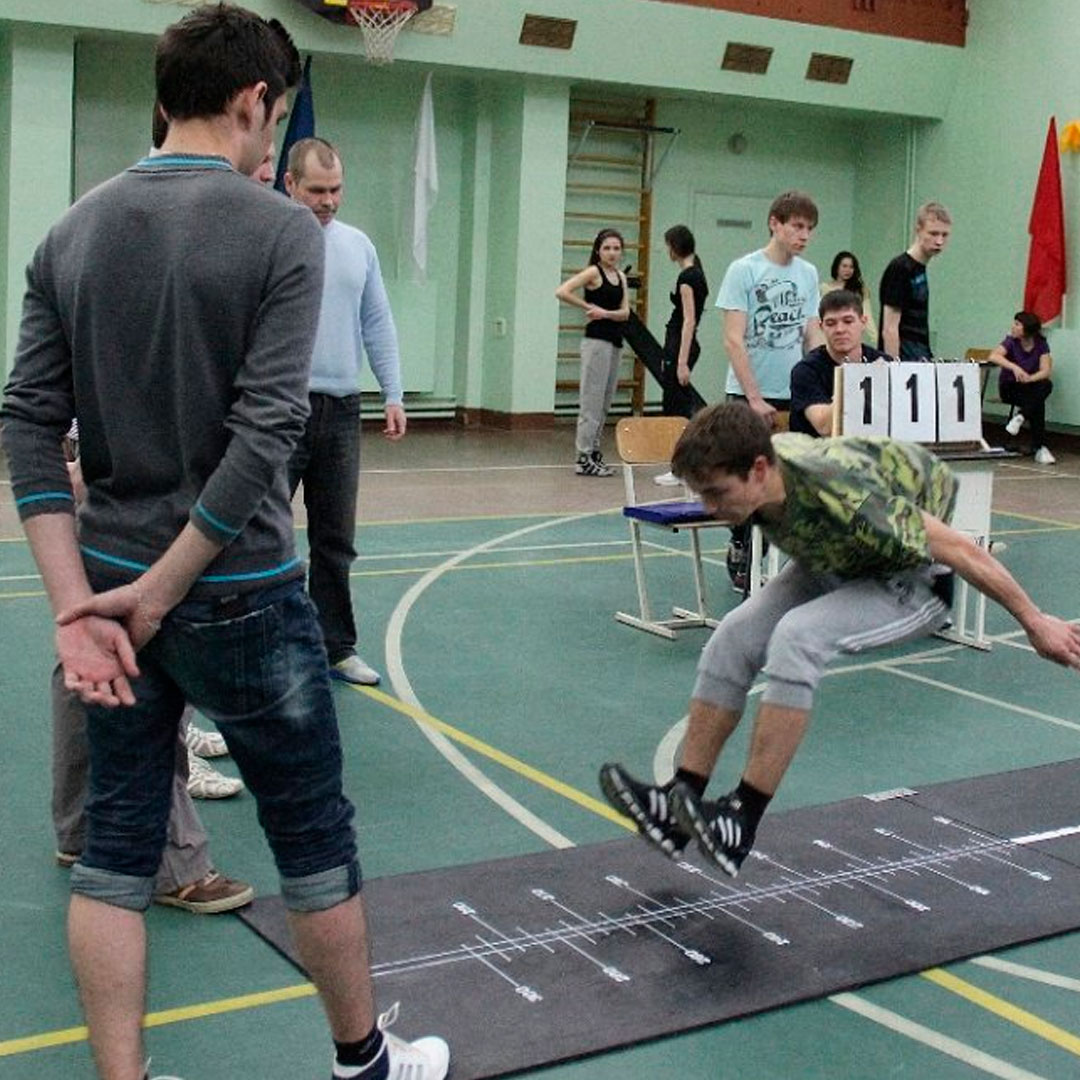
[714, 190, 824, 589]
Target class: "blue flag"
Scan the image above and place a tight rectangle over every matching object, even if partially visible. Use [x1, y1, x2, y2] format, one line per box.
[275, 55, 315, 193]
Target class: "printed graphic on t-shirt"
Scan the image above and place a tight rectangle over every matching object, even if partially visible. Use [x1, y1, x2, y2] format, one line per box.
[748, 277, 812, 351]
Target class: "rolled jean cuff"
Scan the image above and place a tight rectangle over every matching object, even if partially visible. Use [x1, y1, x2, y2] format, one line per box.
[70, 864, 156, 912]
[281, 860, 362, 913]
[691, 668, 749, 713]
[760, 675, 815, 711]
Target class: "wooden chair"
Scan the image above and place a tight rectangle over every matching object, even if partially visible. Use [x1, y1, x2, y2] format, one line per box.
[964, 347, 995, 403]
[965, 346, 1016, 426]
[613, 416, 724, 638]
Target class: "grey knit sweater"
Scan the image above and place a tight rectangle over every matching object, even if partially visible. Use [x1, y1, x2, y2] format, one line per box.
[1, 154, 325, 594]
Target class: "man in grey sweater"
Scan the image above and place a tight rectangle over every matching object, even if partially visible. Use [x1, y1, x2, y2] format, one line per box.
[0, 6, 448, 1080]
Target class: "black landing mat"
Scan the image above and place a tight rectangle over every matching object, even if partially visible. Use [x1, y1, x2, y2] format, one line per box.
[237, 759, 1080, 1078]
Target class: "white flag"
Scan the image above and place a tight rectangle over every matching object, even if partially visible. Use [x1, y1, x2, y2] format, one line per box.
[410, 72, 438, 280]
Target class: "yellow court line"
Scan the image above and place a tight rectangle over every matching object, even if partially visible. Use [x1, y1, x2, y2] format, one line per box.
[0, 984, 318, 1058]
[0, 548, 710, 600]
[345, 549, 700, 580]
[354, 683, 634, 831]
[0, 681, 632, 1060]
[314, 507, 623, 530]
[993, 508, 1080, 530]
[991, 525, 1077, 536]
[922, 968, 1080, 1057]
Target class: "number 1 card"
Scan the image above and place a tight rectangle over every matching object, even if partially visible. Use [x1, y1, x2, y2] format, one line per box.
[935, 363, 982, 443]
[839, 363, 890, 436]
[889, 362, 938, 442]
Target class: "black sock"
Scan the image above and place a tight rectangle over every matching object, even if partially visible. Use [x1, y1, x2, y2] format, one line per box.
[334, 1026, 386, 1072]
[674, 768, 708, 798]
[733, 778, 772, 830]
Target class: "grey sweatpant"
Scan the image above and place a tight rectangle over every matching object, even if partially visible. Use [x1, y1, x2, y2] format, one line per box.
[575, 337, 621, 454]
[51, 665, 211, 892]
[694, 560, 951, 713]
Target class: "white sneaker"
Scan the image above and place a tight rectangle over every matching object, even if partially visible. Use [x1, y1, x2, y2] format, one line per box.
[653, 470, 681, 486]
[144, 1059, 185, 1080]
[330, 655, 381, 686]
[184, 723, 228, 759]
[332, 1002, 449, 1079]
[1005, 411, 1025, 436]
[1034, 446, 1056, 465]
[187, 752, 244, 799]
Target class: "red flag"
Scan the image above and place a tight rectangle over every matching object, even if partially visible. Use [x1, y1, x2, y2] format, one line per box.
[1024, 117, 1066, 324]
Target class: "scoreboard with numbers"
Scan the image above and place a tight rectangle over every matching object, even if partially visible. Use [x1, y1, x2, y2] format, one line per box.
[835, 361, 983, 445]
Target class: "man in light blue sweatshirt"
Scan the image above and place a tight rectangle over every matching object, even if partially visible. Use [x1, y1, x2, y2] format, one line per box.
[286, 136, 405, 687]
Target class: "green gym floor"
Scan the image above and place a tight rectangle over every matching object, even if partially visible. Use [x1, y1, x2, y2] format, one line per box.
[2, 423, 1080, 1079]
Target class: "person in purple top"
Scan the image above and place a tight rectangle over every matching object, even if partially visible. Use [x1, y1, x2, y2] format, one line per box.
[987, 310, 1056, 464]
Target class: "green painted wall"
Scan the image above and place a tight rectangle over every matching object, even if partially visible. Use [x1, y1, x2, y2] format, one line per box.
[3, 24, 74, 370]
[916, 0, 1080, 428]
[0, 30, 11, 361]
[3, 0, 964, 121]
[644, 94, 867, 403]
[21, 0, 1080, 430]
[480, 82, 526, 413]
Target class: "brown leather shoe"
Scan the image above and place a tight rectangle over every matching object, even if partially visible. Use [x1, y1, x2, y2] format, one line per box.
[154, 870, 254, 914]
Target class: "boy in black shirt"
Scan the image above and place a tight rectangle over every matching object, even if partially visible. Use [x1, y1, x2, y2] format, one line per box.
[879, 201, 951, 360]
[790, 290, 889, 437]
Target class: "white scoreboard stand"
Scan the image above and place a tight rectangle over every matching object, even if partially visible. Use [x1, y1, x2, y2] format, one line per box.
[834, 359, 1005, 650]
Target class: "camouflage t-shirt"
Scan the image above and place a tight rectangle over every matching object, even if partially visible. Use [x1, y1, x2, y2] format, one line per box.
[757, 433, 957, 578]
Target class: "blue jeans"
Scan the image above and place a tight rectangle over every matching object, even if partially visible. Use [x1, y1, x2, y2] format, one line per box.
[72, 579, 361, 912]
[288, 392, 361, 664]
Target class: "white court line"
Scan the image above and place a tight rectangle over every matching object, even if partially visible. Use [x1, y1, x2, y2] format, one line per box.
[380, 513, 1075, 1072]
[970, 956, 1080, 993]
[651, 624, 1080, 780]
[355, 539, 630, 563]
[880, 665, 1080, 733]
[651, 639, 973, 781]
[830, 993, 1049, 1079]
[363, 463, 583, 475]
[384, 513, 609, 850]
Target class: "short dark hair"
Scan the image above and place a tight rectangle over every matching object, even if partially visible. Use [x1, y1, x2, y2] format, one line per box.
[151, 100, 168, 150]
[769, 190, 818, 229]
[819, 288, 864, 318]
[671, 402, 775, 488]
[156, 4, 300, 123]
[287, 136, 340, 181]
[1014, 310, 1043, 338]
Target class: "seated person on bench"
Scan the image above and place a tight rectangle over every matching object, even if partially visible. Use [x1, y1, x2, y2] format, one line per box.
[789, 289, 889, 438]
[987, 310, 1056, 465]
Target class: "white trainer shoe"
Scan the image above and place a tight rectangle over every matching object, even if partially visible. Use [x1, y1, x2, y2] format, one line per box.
[653, 470, 681, 486]
[332, 1002, 449, 1079]
[187, 752, 244, 799]
[184, 723, 228, 759]
[1005, 411, 1025, 436]
[330, 655, 381, 686]
[1034, 446, 1056, 465]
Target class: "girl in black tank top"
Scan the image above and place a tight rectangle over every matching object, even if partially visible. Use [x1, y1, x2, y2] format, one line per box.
[556, 229, 629, 476]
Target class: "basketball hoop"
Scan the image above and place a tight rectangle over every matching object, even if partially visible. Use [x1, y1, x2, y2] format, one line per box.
[347, 0, 418, 64]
